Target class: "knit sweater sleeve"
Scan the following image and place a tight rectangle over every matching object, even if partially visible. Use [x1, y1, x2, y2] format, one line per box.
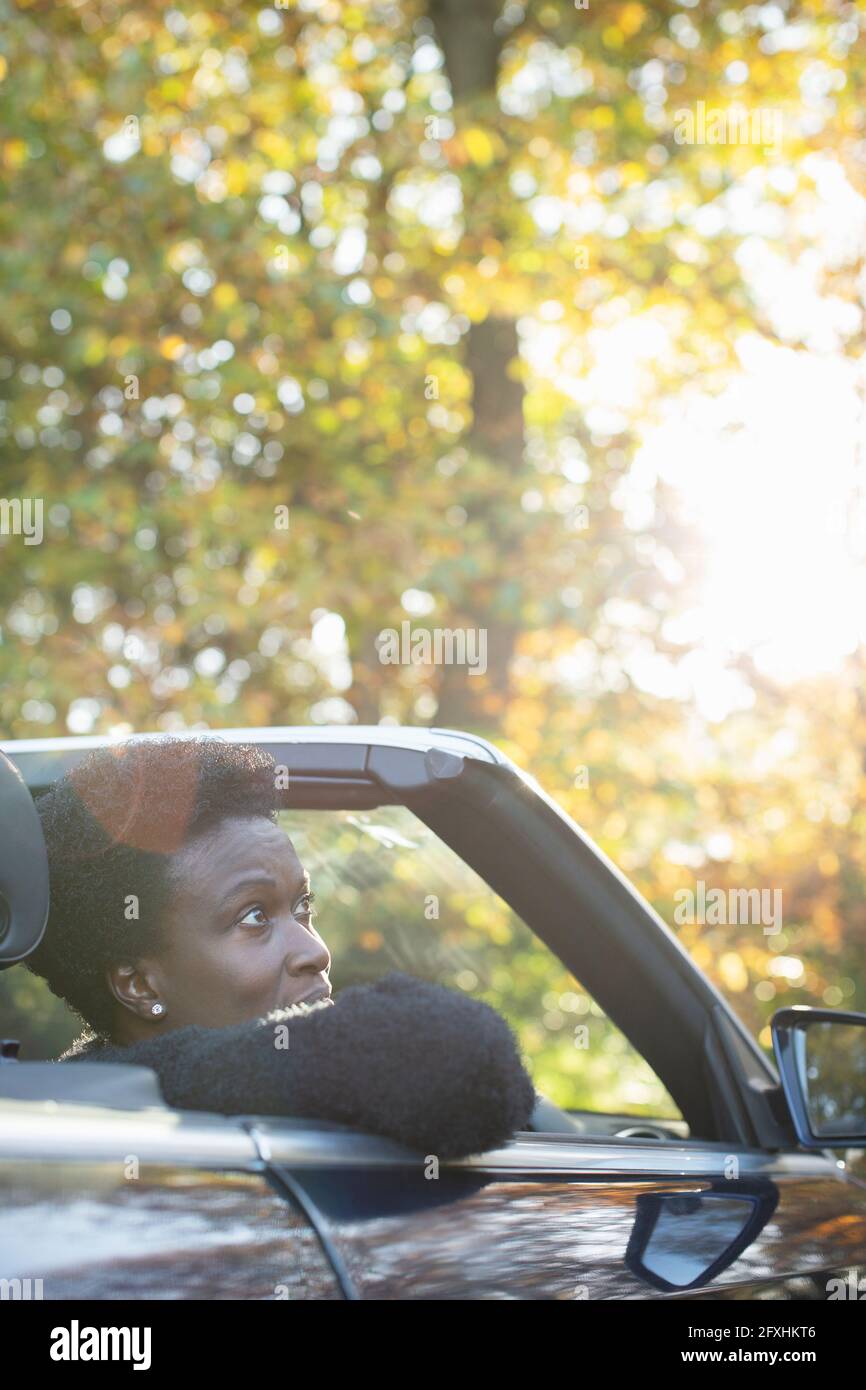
[57, 971, 537, 1160]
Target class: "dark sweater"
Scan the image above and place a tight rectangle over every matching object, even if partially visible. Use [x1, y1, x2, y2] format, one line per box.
[58, 972, 536, 1160]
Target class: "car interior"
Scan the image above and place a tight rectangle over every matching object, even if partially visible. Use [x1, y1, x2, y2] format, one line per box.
[0, 743, 690, 1143]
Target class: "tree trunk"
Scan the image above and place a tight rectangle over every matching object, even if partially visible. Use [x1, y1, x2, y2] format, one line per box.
[426, 0, 527, 731]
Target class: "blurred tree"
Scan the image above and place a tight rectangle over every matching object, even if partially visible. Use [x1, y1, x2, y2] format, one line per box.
[1, 0, 865, 1060]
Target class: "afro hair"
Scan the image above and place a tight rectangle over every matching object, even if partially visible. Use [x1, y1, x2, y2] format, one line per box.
[27, 737, 279, 1038]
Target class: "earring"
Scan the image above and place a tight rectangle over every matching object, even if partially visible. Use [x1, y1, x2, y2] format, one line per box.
[151, 1003, 165, 1017]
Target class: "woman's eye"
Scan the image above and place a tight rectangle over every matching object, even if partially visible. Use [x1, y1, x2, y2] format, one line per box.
[238, 905, 271, 930]
[293, 891, 316, 921]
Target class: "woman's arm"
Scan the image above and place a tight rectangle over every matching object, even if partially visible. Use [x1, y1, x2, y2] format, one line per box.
[59, 972, 536, 1160]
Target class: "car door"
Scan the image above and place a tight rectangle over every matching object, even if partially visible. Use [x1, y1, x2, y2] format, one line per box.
[0, 1068, 344, 1301]
[247, 1118, 866, 1300]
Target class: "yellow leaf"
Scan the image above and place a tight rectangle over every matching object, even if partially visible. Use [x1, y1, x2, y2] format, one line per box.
[225, 160, 248, 196]
[463, 127, 496, 167]
[590, 106, 616, 130]
[160, 335, 186, 360]
[3, 138, 28, 168]
[213, 283, 238, 309]
[252, 545, 279, 574]
[718, 953, 749, 993]
[617, 4, 646, 37]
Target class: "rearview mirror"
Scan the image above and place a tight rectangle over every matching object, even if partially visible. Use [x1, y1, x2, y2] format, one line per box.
[772, 1007, 866, 1148]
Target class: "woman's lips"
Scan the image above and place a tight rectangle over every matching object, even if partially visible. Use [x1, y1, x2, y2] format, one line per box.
[294, 986, 333, 1008]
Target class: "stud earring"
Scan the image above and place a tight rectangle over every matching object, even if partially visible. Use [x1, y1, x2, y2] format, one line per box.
[151, 1003, 165, 1017]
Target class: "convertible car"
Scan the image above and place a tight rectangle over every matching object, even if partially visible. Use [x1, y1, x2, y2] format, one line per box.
[1, 725, 865, 1300]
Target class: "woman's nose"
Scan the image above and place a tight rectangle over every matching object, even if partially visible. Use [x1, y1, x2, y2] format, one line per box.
[283, 917, 330, 975]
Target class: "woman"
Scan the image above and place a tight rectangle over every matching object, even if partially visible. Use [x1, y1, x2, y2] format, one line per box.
[27, 737, 536, 1159]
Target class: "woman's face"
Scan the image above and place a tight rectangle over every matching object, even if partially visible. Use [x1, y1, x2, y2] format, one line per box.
[112, 815, 332, 1036]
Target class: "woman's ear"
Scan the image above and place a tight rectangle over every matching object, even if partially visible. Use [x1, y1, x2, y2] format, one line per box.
[106, 961, 165, 1024]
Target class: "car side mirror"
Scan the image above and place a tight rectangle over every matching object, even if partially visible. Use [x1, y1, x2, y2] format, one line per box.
[772, 1007, 866, 1148]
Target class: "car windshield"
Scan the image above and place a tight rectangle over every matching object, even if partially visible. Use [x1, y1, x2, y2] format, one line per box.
[281, 806, 682, 1121]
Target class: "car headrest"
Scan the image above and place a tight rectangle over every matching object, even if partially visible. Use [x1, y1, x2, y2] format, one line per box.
[0, 750, 49, 967]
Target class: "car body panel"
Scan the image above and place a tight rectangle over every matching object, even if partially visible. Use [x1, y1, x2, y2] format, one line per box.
[274, 1167, 866, 1300]
[0, 1155, 342, 1300]
[249, 1122, 866, 1299]
[5, 1097, 864, 1301]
